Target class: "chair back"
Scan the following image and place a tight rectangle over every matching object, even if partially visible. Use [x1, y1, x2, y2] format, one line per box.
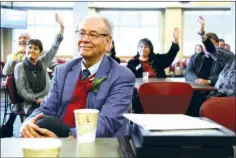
[56, 58, 67, 64]
[6, 76, 24, 104]
[200, 97, 236, 132]
[138, 82, 193, 114]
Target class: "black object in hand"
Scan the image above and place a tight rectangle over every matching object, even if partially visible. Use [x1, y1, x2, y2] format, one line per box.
[35, 115, 70, 138]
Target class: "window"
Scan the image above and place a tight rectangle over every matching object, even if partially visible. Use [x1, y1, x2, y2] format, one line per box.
[99, 10, 162, 57]
[12, 9, 74, 56]
[183, 10, 233, 56]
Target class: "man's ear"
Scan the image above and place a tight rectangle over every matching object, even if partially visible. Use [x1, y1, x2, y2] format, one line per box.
[105, 36, 113, 52]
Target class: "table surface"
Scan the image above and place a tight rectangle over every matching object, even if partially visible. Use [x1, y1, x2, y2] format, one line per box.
[1, 138, 123, 157]
[135, 78, 217, 91]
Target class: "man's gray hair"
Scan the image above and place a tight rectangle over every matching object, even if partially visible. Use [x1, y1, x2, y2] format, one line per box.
[77, 14, 113, 35]
[100, 16, 113, 36]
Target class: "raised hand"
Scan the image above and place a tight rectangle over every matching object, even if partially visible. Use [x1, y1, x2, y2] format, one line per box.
[55, 13, 64, 35]
[197, 16, 205, 34]
[173, 27, 180, 43]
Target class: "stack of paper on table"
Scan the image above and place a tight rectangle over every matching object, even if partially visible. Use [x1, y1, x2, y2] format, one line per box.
[123, 114, 222, 131]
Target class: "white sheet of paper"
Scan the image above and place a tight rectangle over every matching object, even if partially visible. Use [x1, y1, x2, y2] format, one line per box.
[123, 114, 222, 130]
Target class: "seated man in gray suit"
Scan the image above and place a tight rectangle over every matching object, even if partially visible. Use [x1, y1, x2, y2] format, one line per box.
[20, 15, 135, 138]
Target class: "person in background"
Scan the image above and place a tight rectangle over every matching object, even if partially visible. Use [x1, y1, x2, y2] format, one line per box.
[3, 32, 59, 76]
[20, 15, 135, 138]
[185, 44, 224, 86]
[127, 27, 180, 113]
[186, 16, 235, 117]
[194, 44, 203, 54]
[224, 43, 231, 51]
[107, 40, 120, 64]
[198, 16, 235, 97]
[0, 13, 64, 138]
[218, 38, 225, 49]
[127, 27, 180, 78]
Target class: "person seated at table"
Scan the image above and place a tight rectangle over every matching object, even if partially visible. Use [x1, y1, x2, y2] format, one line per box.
[198, 16, 235, 97]
[0, 14, 64, 138]
[127, 27, 180, 78]
[106, 40, 120, 64]
[3, 26, 60, 76]
[218, 38, 225, 49]
[20, 15, 135, 138]
[224, 43, 231, 51]
[185, 44, 224, 86]
[186, 16, 235, 117]
[127, 28, 180, 113]
[194, 44, 203, 54]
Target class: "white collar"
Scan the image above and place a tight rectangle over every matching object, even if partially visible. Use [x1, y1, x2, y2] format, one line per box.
[81, 56, 103, 76]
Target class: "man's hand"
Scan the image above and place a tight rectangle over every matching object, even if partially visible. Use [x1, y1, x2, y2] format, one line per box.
[21, 113, 45, 138]
[173, 27, 180, 43]
[197, 16, 205, 34]
[35, 99, 43, 105]
[55, 13, 64, 35]
[195, 78, 210, 85]
[36, 128, 57, 138]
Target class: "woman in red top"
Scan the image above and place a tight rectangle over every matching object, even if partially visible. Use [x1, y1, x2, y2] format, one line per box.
[127, 27, 180, 78]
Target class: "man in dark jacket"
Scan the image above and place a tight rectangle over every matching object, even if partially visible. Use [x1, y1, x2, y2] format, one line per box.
[198, 16, 235, 97]
[185, 44, 224, 86]
[186, 16, 235, 117]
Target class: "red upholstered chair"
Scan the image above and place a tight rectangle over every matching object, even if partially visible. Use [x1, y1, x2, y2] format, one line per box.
[200, 97, 236, 132]
[3, 76, 26, 124]
[56, 58, 67, 64]
[138, 82, 193, 114]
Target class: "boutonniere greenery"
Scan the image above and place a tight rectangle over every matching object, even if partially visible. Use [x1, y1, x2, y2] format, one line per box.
[87, 76, 107, 93]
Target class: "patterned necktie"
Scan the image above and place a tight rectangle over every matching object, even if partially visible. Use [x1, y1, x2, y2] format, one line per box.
[81, 69, 91, 80]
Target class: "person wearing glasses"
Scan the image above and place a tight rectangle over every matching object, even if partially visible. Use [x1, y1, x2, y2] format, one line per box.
[20, 15, 135, 138]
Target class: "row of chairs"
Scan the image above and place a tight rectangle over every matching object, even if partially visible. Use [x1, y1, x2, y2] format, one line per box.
[138, 82, 236, 132]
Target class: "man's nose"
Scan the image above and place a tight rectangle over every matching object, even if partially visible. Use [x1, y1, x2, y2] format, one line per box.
[81, 34, 91, 42]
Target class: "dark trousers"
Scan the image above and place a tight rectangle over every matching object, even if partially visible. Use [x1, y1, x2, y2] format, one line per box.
[132, 89, 144, 113]
[186, 91, 207, 117]
[186, 90, 227, 117]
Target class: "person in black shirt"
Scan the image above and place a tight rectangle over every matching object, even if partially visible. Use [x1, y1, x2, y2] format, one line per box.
[107, 41, 120, 64]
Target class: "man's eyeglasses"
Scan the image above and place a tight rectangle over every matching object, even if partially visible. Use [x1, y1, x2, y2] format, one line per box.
[75, 30, 110, 41]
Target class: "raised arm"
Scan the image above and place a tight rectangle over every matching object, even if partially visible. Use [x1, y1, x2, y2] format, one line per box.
[40, 13, 64, 67]
[197, 16, 234, 66]
[156, 27, 180, 68]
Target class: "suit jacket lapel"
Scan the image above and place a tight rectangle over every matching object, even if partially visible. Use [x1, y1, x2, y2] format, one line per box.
[87, 56, 111, 108]
[61, 59, 82, 108]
